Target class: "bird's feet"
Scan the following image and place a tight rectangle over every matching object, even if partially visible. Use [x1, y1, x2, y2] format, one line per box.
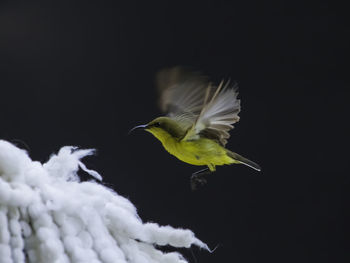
[190, 168, 210, 190]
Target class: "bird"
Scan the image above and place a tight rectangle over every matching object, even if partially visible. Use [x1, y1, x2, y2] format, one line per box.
[130, 67, 261, 189]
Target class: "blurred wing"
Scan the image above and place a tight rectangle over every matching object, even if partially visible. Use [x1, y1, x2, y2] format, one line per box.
[156, 67, 210, 130]
[183, 81, 241, 146]
[156, 67, 241, 145]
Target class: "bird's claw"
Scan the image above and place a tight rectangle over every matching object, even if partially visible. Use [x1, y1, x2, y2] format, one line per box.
[190, 174, 207, 190]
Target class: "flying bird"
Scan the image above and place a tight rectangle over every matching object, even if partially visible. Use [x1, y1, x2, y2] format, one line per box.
[130, 67, 261, 189]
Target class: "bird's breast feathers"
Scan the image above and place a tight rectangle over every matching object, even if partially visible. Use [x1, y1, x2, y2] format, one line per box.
[160, 136, 235, 167]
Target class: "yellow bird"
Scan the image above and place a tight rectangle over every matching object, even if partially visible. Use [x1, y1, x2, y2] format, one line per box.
[130, 67, 261, 189]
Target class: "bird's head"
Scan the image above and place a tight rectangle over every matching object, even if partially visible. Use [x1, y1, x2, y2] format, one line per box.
[129, 117, 186, 142]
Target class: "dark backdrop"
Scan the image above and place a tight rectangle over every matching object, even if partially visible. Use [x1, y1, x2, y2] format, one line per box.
[0, 1, 347, 262]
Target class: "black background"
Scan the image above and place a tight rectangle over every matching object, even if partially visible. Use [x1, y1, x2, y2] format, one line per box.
[0, 1, 348, 262]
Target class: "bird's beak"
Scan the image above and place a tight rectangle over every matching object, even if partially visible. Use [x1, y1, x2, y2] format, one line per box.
[128, 124, 148, 134]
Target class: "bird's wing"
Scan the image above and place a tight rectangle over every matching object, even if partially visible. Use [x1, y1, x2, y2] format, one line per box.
[183, 80, 241, 146]
[156, 67, 209, 130]
[156, 67, 241, 145]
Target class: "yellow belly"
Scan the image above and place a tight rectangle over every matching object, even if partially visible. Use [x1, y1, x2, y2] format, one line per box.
[161, 137, 236, 170]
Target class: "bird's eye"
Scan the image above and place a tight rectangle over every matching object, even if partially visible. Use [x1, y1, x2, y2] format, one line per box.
[154, 122, 161, 127]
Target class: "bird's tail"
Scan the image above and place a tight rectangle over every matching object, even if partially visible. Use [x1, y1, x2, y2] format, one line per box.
[227, 150, 261, 171]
